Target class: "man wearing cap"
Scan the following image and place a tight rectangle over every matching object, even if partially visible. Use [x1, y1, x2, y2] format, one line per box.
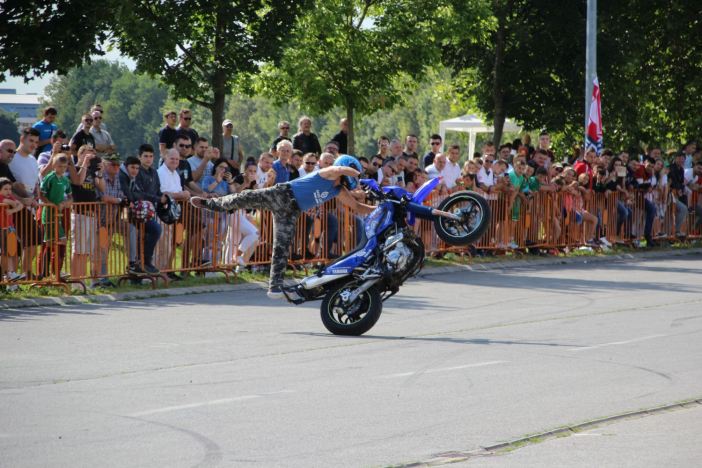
[158, 111, 178, 157]
[221, 118, 244, 173]
[95, 153, 125, 287]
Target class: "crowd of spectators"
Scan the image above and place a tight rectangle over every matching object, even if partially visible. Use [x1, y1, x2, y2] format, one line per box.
[1, 105, 702, 289]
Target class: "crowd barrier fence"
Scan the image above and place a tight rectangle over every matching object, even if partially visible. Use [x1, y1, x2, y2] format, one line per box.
[1, 189, 700, 291]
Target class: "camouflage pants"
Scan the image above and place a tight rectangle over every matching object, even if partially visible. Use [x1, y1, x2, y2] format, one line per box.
[206, 184, 300, 287]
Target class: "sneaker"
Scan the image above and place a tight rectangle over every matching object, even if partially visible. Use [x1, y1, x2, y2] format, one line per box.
[507, 241, 519, 249]
[599, 237, 612, 247]
[128, 263, 147, 276]
[92, 278, 115, 288]
[144, 264, 160, 275]
[167, 272, 183, 281]
[267, 285, 285, 300]
[236, 256, 246, 266]
[6, 272, 24, 282]
[200, 259, 212, 268]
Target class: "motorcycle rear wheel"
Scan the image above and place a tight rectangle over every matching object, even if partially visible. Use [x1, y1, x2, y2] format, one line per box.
[320, 281, 383, 336]
[433, 191, 490, 245]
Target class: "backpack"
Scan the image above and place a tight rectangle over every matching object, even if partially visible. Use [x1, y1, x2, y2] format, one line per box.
[157, 194, 182, 225]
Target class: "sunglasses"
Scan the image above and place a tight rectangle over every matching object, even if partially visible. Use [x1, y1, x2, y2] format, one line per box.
[182, 117, 192, 121]
[93, 116, 102, 120]
[555, 167, 564, 172]
[3, 148, 16, 153]
[280, 126, 290, 130]
[178, 144, 192, 148]
[372, 162, 381, 167]
[431, 141, 441, 146]
[484, 159, 494, 164]
[304, 161, 316, 166]
[84, 119, 93, 123]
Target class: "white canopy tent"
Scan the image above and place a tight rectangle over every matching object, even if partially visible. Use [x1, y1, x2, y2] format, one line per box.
[439, 114, 522, 157]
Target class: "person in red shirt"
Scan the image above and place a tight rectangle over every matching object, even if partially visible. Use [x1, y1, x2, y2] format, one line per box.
[0, 177, 24, 282]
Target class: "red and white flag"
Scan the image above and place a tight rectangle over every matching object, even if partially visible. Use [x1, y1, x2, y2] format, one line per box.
[586, 76, 602, 154]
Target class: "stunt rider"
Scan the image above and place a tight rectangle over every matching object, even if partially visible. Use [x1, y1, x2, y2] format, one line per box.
[191, 155, 375, 299]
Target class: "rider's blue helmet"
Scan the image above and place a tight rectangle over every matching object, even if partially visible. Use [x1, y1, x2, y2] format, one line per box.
[333, 154, 363, 190]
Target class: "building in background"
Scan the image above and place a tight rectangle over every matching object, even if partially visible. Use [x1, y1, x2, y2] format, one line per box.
[0, 89, 40, 131]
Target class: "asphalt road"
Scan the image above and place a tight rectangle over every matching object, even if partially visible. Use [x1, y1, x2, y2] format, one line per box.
[1, 255, 701, 468]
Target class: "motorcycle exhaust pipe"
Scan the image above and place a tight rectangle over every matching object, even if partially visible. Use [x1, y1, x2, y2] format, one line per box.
[345, 278, 381, 304]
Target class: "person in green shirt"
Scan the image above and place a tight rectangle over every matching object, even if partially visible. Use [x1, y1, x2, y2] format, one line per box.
[39, 154, 72, 277]
[508, 160, 529, 221]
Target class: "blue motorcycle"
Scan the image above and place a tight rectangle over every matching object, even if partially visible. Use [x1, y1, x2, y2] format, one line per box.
[283, 177, 490, 335]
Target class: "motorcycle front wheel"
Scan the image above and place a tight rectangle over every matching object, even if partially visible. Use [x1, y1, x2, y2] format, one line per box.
[433, 191, 491, 245]
[320, 281, 383, 336]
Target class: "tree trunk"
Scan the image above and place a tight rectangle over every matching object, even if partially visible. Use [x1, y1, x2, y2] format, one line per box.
[491, 0, 509, 147]
[211, 6, 226, 151]
[211, 71, 226, 150]
[346, 98, 355, 156]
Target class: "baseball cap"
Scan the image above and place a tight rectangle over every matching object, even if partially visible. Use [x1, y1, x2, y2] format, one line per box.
[103, 153, 121, 163]
[222, 119, 233, 127]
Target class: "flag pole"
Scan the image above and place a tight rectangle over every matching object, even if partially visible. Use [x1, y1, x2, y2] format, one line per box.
[584, 0, 597, 148]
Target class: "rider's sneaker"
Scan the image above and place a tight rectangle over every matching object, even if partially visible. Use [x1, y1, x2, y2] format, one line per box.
[267, 285, 285, 300]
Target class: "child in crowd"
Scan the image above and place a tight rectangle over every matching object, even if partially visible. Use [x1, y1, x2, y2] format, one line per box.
[0, 177, 24, 283]
[39, 154, 72, 277]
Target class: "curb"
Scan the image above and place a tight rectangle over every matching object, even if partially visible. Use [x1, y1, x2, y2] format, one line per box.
[2, 248, 701, 311]
[397, 396, 702, 467]
[418, 247, 702, 277]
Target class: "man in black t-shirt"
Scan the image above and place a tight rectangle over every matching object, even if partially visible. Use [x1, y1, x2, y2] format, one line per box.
[69, 114, 96, 157]
[175, 109, 198, 155]
[0, 139, 17, 182]
[158, 110, 178, 158]
[68, 145, 105, 283]
[270, 120, 292, 153]
[423, 134, 442, 168]
[330, 118, 348, 154]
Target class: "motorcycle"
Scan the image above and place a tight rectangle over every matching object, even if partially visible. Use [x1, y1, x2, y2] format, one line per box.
[283, 177, 490, 336]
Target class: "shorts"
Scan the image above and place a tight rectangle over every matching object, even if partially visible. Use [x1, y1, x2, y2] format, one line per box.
[0, 227, 18, 256]
[71, 213, 97, 255]
[43, 221, 67, 243]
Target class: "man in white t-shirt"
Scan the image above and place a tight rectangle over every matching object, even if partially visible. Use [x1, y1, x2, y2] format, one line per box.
[9, 127, 42, 276]
[158, 150, 190, 201]
[156, 150, 190, 272]
[477, 154, 497, 199]
[443, 144, 462, 190]
[256, 152, 274, 187]
[298, 153, 318, 177]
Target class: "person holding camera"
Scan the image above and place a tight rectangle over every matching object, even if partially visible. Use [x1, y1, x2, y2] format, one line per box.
[68, 145, 105, 281]
[37, 131, 69, 181]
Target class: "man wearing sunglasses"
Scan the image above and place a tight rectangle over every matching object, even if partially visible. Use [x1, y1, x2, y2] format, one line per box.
[270, 120, 292, 153]
[297, 153, 318, 178]
[69, 114, 96, 157]
[176, 109, 198, 155]
[89, 110, 116, 158]
[423, 133, 442, 168]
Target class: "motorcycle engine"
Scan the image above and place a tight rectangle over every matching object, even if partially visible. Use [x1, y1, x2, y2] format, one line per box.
[382, 233, 414, 274]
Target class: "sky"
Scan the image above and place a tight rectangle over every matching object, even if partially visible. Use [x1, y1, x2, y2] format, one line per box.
[0, 50, 135, 97]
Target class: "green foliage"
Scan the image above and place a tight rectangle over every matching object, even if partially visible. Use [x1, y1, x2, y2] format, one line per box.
[258, 0, 442, 153]
[112, 0, 308, 147]
[0, 109, 19, 143]
[44, 60, 167, 156]
[0, 0, 112, 82]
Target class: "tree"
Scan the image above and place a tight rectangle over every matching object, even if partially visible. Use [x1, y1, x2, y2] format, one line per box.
[0, 109, 19, 143]
[112, 0, 308, 149]
[44, 60, 167, 155]
[258, 0, 440, 155]
[0, 0, 111, 82]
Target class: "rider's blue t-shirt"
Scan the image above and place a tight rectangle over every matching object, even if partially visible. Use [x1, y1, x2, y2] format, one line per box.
[289, 171, 340, 211]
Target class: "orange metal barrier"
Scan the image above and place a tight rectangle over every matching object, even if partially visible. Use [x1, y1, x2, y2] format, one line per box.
[2, 187, 701, 291]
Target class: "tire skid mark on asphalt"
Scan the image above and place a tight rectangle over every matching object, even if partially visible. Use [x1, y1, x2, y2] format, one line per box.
[127, 389, 295, 417]
[377, 360, 508, 379]
[567, 334, 668, 352]
[4, 297, 701, 393]
[117, 414, 223, 468]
